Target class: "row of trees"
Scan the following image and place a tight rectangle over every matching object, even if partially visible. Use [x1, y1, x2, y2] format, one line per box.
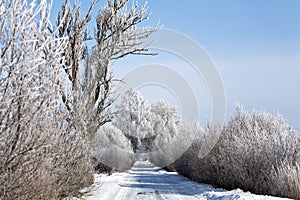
[104, 89, 198, 167]
[0, 0, 155, 199]
[89, 89, 181, 172]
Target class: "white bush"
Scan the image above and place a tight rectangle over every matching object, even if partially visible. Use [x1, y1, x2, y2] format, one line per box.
[174, 104, 300, 199]
[89, 124, 135, 171]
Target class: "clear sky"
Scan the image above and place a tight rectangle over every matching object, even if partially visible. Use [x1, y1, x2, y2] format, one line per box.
[50, 0, 300, 129]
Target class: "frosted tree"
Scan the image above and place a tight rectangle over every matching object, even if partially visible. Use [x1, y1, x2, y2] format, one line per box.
[0, 0, 70, 198]
[56, 0, 156, 141]
[115, 89, 183, 152]
[90, 124, 135, 171]
[115, 88, 154, 151]
[150, 100, 179, 150]
[0, 0, 94, 198]
[149, 103, 200, 167]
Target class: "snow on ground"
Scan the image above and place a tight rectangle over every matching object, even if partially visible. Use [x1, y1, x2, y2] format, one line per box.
[82, 161, 290, 200]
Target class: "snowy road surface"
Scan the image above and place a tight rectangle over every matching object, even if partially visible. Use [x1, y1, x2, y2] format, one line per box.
[83, 161, 289, 200]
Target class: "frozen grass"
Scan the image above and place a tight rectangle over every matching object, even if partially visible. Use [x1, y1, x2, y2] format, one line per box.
[174, 105, 300, 199]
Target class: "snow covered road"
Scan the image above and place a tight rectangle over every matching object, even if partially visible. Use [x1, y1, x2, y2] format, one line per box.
[83, 161, 289, 200]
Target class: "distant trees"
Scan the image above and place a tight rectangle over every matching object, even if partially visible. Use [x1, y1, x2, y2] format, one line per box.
[115, 89, 180, 152]
[151, 100, 178, 150]
[114, 89, 199, 167]
[115, 89, 153, 142]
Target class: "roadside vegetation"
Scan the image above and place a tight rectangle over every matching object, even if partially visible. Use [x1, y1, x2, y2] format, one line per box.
[112, 89, 300, 199]
[172, 105, 300, 199]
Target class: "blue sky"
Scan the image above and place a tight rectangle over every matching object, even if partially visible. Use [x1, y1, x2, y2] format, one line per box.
[50, 0, 300, 129]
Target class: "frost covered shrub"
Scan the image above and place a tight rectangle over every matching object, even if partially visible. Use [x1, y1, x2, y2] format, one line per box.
[0, 1, 60, 198]
[0, 0, 93, 199]
[150, 121, 201, 168]
[50, 130, 94, 199]
[174, 105, 300, 199]
[89, 124, 135, 172]
[270, 162, 300, 199]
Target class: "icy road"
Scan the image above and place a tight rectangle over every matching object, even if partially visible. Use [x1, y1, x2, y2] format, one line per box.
[83, 161, 289, 200]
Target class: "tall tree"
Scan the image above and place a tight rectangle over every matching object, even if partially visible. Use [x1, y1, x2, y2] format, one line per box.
[56, 0, 156, 140]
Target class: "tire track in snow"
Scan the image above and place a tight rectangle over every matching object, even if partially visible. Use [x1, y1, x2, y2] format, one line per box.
[84, 161, 290, 200]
